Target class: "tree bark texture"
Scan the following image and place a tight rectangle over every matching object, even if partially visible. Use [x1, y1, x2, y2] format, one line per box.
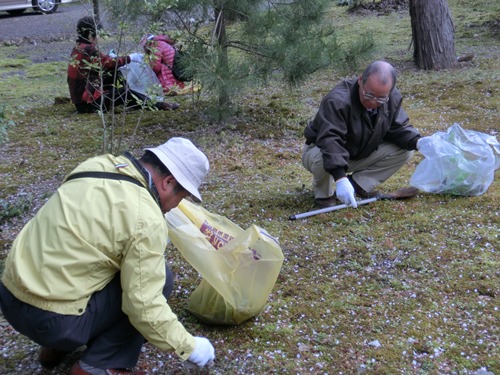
[409, 0, 457, 70]
[214, 6, 230, 109]
[92, 0, 101, 25]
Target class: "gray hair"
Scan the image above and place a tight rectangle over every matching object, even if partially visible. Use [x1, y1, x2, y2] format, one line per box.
[361, 61, 397, 89]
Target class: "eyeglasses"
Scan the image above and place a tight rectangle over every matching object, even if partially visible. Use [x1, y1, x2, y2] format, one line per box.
[362, 89, 389, 104]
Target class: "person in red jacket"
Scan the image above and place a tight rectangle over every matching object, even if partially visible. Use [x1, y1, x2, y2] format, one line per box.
[141, 34, 186, 94]
[67, 17, 179, 113]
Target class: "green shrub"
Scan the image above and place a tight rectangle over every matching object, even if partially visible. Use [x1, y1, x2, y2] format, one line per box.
[0, 196, 32, 224]
[0, 105, 15, 145]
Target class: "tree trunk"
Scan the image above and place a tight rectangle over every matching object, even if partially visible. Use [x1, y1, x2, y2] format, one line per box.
[93, 0, 101, 25]
[409, 0, 457, 70]
[214, 6, 230, 110]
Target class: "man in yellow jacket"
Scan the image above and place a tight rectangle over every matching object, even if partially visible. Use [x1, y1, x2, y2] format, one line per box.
[0, 138, 215, 375]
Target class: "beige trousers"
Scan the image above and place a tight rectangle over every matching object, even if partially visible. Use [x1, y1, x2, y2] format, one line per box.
[302, 142, 414, 198]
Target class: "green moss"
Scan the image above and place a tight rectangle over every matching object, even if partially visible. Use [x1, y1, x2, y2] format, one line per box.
[0, 58, 30, 69]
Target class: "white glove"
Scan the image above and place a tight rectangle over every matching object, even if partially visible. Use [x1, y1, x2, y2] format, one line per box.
[187, 337, 215, 367]
[109, 49, 117, 58]
[129, 53, 143, 63]
[335, 177, 358, 208]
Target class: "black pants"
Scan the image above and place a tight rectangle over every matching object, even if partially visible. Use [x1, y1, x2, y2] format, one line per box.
[0, 266, 173, 369]
[75, 86, 156, 114]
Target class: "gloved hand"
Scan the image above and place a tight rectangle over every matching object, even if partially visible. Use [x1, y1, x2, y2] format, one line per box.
[129, 53, 143, 63]
[335, 177, 358, 208]
[108, 49, 117, 58]
[187, 337, 215, 367]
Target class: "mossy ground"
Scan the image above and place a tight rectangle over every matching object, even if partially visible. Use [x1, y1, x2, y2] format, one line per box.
[0, 0, 499, 374]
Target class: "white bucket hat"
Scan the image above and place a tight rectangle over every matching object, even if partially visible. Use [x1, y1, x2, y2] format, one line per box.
[145, 138, 209, 201]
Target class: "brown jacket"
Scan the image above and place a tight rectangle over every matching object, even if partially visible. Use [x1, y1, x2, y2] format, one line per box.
[304, 78, 421, 180]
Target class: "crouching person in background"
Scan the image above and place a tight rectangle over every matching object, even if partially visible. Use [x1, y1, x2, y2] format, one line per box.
[141, 34, 190, 95]
[67, 16, 179, 114]
[0, 137, 214, 375]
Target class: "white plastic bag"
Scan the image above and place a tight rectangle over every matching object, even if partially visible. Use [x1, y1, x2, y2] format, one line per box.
[410, 123, 500, 196]
[119, 60, 164, 101]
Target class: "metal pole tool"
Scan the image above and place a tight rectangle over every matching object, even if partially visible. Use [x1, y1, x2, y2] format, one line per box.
[289, 197, 378, 220]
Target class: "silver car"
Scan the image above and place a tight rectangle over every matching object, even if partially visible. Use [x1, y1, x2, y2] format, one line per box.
[0, 0, 75, 15]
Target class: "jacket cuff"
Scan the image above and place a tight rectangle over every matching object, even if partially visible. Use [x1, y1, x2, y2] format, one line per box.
[175, 334, 196, 361]
[409, 135, 422, 151]
[331, 168, 346, 181]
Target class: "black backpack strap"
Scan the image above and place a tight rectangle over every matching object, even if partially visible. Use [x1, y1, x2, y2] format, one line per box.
[65, 171, 145, 188]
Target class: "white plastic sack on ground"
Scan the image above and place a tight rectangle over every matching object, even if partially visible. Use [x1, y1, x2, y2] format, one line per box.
[410, 123, 500, 196]
[165, 200, 284, 325]
[119, 60, 164, 101]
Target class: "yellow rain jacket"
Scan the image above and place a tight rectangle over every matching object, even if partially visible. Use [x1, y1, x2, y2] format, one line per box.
[1, 153, 195, 360]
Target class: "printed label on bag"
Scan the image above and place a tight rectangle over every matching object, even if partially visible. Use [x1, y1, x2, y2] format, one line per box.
[200, 220, 262, 260]
[201, 221, 234, 249]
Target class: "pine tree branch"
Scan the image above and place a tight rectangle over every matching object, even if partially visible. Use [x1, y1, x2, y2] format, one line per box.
[224, 41, 269, 58]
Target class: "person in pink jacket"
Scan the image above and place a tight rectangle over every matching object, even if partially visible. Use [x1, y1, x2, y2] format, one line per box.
[142, 34, 186, 94]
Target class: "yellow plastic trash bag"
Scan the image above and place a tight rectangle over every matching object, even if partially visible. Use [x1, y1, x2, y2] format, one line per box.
[165, 200, 284, 325]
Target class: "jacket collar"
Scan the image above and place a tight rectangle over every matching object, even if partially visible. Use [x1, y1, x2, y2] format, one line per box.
[123, 152, 161, 208]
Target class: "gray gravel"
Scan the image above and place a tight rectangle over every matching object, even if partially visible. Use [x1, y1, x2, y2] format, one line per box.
[0, 2, 117, 63]
[0, 2, 89, 44]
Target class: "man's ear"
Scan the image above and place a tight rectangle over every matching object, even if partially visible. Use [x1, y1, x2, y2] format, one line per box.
[162, 175, 176, 190]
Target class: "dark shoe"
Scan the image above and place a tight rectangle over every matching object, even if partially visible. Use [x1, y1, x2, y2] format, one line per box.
[70, 361, 149, 375]
[158, 102, 179, 110]
[38, 347, 68, 369]
[347, 175, 383, 198]
[360, 190, 384, 199]
[315, 196, 339, 208]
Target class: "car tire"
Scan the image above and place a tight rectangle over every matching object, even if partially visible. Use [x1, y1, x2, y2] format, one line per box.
[32, 0, 60, 14]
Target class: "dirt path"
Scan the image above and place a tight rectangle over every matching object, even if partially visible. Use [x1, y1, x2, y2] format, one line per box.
[0, 2, 90, 44]
[0, 2, 119, 63]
